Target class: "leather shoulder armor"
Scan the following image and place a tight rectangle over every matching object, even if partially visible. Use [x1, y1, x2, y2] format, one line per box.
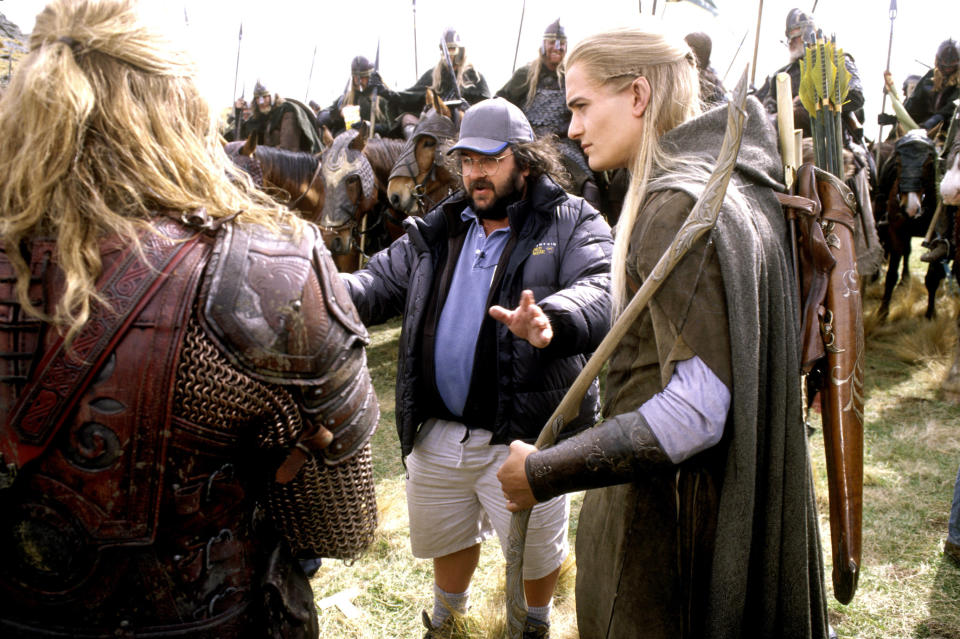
[200, 221, 368, 385]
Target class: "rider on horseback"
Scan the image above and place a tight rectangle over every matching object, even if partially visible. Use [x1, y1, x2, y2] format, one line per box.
[398, 28, 491, 115]
[241, 80, 324, 154]
[908, 40, 960, 263]
[497, 19, 601, 211]
[905, 39, 960, 132]
[753, 9, 866, 144]
[321, 55, 401, 138]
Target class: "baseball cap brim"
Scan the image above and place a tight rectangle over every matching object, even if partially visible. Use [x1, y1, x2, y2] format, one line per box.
[448, 138, 509, 155]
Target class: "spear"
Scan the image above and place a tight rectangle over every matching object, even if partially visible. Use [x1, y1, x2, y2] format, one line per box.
[722, 28, 750, 85]
[232, 23, 243, 142]
[750, 0, 764, 87]
[304, 45, 317, 102]
[877, 0, 897, 156]
[412, 0, 419, 77]
[511, 0, 526, 73]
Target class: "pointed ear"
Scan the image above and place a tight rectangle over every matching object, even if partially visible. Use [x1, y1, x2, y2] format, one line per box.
[631, 76, 651, 118]
[349, 122, 369, 150]
[321, 125, 334, 148]
[927, 120, 943, 141]
[241, 132, 257, 156]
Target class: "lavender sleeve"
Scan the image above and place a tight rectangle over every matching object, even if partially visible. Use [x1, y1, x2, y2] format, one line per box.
[637, 356, 731, 464]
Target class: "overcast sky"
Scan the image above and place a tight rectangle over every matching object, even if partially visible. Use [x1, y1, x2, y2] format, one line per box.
[4, 0, 959, 133]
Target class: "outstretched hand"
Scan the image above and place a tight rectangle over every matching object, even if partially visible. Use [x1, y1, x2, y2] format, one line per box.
[497, 440, 539, 512]
[489, 290, 553, 348]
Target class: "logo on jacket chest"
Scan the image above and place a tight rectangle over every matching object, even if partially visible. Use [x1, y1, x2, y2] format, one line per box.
[531, 241, 557, 256]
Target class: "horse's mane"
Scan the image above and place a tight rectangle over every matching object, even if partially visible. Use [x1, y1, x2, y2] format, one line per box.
[364, 138, 406, 185]
[254, 145, 319, 186]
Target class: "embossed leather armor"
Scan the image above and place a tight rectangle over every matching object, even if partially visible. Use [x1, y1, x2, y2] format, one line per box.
[0, 213, 377, 638]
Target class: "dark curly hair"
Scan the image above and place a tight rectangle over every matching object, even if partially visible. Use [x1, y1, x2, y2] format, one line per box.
[445, 134, 572, 192]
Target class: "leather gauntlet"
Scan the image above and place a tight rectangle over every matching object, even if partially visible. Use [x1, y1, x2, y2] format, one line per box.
[525, 411, 673, 503]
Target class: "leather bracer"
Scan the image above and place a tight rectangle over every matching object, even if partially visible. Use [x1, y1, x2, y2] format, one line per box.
[525, 411, 673, 503]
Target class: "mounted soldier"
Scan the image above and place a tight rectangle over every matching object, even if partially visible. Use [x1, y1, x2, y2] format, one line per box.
[497, 19, 601, 211]
[754, 9, 880, 278]
[321, 55, 402, 138]
[242, 80, 324, 153]
[753, 9, 865, 144]
[398, 27, 491, 115]
[905, 39, 960, 132]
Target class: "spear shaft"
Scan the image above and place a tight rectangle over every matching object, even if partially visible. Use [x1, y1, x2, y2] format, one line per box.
[512, 0, 526, 73]
[412, 0, 419, 77]
[750, 0, 764, 87]
[232, 23, 243, 142]
[304, 45, 316, 102]
[877, 0, 897, 156]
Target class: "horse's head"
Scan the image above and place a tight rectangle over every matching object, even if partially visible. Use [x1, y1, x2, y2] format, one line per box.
[386, 108, 459, 216]
[893, 130, 937, 218]
[225, 136, 264, 187]
[320, 127, 377, 231]
[940, 132, 960, 206]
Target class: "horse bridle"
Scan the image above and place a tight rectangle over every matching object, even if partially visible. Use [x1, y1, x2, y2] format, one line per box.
[287, 157, 324, 211]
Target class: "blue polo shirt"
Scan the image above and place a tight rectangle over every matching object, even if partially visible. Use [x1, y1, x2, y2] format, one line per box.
[434, 207, 511, 417]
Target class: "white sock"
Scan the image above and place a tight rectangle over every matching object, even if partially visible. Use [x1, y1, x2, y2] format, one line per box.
[431, 584, 469, 627]
[526, 599, 552, 624]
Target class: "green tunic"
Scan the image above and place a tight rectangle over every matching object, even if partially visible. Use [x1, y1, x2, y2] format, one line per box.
[574, 97, 829, 639]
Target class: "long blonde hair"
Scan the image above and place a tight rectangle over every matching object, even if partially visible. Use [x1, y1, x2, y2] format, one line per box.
[564, 28, 700, 314]
[431, 56, 479, 94]
[523, 56, 564, 110]
[0, 0, 291, 343]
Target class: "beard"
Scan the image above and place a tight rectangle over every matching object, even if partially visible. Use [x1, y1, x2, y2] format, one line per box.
[468, 174, 522, 219]
[788, 41, 805, 63]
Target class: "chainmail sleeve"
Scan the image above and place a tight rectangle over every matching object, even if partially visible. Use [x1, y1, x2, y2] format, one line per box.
[198, 221, 379, 559]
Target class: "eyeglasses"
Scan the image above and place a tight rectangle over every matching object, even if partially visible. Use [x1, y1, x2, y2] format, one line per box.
[459, 152, 513, 177]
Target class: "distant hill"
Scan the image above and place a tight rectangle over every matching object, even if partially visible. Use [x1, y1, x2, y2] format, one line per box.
[0, 12, 28, 87]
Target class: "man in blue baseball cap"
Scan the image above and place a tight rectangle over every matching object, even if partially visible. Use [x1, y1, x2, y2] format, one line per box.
[341, 97, 613, 638]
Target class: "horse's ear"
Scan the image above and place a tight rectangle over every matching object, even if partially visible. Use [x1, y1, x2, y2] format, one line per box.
[241, 132, 257, 156]
[349, 122, 369, 151]
[425, 87, 437, 111]
[321, 125, 334, 148]
[436, 95, 452, 119]
[927, 121, 943, 142]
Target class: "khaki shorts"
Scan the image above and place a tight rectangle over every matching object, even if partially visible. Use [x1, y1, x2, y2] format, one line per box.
[405, 419, 569, 580]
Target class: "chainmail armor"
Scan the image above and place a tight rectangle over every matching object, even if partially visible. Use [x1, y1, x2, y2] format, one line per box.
[176, 317, 377, 560]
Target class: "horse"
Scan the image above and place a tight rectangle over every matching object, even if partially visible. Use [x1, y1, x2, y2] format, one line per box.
[318, 124, 406, 272]
[224, 136, 325, 223]
[873, 128, 945, 320]
[386, 92, 460, 217]
[938, 118, 960, 397]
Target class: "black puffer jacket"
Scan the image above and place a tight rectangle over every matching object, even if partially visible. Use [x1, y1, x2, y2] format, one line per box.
[342, 175, 612, 458]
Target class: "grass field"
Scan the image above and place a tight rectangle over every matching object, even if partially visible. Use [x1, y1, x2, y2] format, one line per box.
[310, 259, 960, 638]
